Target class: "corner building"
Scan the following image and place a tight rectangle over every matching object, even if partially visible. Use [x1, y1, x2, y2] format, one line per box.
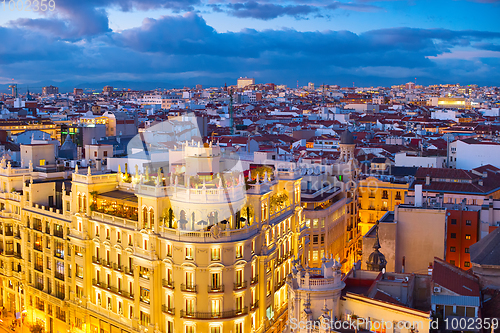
[0, 143, 304, 333]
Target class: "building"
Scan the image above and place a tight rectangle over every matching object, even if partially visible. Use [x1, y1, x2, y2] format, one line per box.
[446, 208, 480, 269]
[0, 119, 61, 143]
[42, 85, 59, 96]
[362, 204, 447, 274]
[103, 86, 114, 95]
[286, 257, 344, 333]
[0, 140, 307, 333]
[74, 88, 84, 96]
[470, 227, 500, 321]
[430, 258, 480, 327]
[237, 78, 255, 89]
[358, 176, 408, 237]
[449, 138, 500, 170]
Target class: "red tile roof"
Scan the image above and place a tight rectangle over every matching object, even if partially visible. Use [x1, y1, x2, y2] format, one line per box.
[432, 257, 480, 297]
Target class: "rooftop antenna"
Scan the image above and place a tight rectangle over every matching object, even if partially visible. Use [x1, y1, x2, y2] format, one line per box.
[297, 80, 299, 89]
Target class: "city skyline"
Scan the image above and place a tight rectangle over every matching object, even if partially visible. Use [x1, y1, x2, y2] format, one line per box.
[1, 0, 500, 87]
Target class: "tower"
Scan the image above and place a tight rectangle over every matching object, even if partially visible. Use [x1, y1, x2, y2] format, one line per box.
[338, 129, 355, 163]
[366, 221, 387, 272]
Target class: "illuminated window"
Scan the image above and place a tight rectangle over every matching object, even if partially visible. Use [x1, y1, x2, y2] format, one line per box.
[465, 234, 471, 240]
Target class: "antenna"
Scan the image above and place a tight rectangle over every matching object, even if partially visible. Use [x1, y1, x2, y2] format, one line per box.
[297, 80, 299, 89]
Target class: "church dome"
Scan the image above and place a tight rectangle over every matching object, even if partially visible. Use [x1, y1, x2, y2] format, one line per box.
[340, 130, 354, 145]
[366, 221, 387, 272]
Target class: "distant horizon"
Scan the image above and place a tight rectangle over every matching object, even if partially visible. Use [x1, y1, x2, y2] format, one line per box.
[0, 78, 496, 95]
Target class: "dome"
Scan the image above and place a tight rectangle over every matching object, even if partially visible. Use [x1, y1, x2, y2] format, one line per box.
[367, 249, 387, 272]
[366, 221, 387, 272]
[340, 130, 354, 145]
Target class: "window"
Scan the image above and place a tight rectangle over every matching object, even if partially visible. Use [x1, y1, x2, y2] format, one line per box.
[451, 219, 457, 225]
[185, 247, 193, 260]
[185, 326, 195, 333]
[211, 248, 220, 261]
[465, 234, 471, 240]
[211, 299, 221, 316]
[54, 240, 64, 259]
[236, 245, 243, 259]
[466, 220, 472, 226]
[451, 233, 456, 239]
[167, 244, 173, 257]
[211, 272, 221, 289]
[464, 261, 470, 267]
[313, 235, 318, 244]
[235, 322, 243, 333]
[450, 247, 456, 252]
[465, 247, 470, 253]
[104, 151, 108, 157]
[450, 260, 455, 266]
[76, 264, 83, 278]
[211, 327, 221, 333]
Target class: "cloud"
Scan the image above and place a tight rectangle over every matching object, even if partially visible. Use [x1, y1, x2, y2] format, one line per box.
[1, 13, 500, 87]
[226, 1, 319, 20]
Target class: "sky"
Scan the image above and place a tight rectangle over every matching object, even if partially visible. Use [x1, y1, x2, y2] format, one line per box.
[1, 0, 500, 89]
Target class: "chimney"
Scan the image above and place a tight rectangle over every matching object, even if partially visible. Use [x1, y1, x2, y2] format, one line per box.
[428, 263, 433, 276]
[415, 184, 423, 207]
[425, 175, 430, 185]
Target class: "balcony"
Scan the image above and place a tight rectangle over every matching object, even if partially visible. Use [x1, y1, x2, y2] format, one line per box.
[208, 285, 224, 293]
[162, 305, 175, 315]
[113, 263, 123, 272]
[140, 296, 150, 305]
[180, 284, 197, 293]
[14, 252, 22, 259]
[368, 193, 375, 199]
[54, 230, 64, 238]
[101, 259, 112, 268]
[92, 256, 101, 265]
[251, 275, 258, 285]
[234, 281, 247, 291]
[251, 300, 259, 311]
[381, 206, 388, 211]
[92, 279, 108, 289]
[382, 195, 389, 200]
[54, 291, 65, 301]
[125, 267, 134, 276]
[34, 265, 43, 273]
[395, 196, 402, 201]
[162, 279, 174, 289]
[180, 307, 248, 319]
[275, 279, 286, 292]
[368, 206, 375, 210]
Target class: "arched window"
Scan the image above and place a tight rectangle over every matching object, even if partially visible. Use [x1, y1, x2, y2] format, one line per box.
[77, 194, 82, 212]
[82, 194, 86, 213]
[149, 208, 154, 227]
[142, 207, 148, 229]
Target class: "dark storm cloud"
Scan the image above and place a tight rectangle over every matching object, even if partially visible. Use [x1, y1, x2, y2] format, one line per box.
[226, 2, 319, 20]
[1, 12, 500, 86]
[0, 26, 78, 65]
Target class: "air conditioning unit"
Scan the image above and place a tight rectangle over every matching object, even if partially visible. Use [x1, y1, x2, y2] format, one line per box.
[434, 287, 442, 293]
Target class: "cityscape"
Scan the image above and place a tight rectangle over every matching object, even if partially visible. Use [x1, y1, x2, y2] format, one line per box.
[1, 1, 500, 333]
